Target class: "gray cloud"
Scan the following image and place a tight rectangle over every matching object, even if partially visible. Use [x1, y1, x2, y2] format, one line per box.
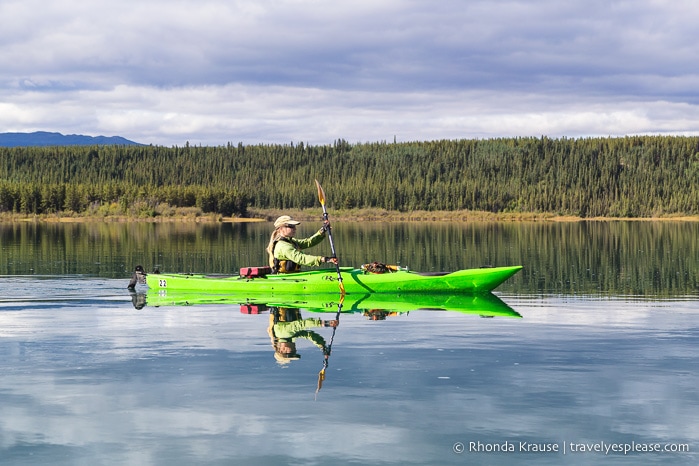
[1, 0, 698, 145]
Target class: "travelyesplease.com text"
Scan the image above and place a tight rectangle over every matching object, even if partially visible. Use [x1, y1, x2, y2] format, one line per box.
[453, 440, 690, 455]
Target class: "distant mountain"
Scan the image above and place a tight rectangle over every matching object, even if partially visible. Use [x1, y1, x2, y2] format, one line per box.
[0, 131, 143, 147]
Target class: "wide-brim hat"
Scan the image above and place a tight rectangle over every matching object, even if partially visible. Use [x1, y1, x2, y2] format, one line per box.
[274, 351, 301, 364]
[274, 215, 301, 229]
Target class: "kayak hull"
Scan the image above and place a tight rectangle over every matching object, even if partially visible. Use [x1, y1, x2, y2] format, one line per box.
[144, 265, 522, 295]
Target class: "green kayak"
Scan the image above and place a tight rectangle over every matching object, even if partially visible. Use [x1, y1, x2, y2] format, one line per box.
[136, 289, 521, 318]
[141, 265, 522, 295]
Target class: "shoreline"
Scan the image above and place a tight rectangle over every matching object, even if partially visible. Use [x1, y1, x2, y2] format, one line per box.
[2, 208, 698, 223]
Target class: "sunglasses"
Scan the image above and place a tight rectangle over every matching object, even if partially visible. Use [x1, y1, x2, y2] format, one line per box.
[285, 224, 297, 229]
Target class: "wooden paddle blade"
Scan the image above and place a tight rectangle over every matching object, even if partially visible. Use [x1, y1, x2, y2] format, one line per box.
[315, 179, 326, 206]
[316, 368, 326, 395]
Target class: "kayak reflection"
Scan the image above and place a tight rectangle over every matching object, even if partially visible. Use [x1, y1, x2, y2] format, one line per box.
[130, 290, 519, 397]
[135, 289, 521, 318]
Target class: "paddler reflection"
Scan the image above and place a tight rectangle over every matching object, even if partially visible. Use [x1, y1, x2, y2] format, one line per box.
[268, 307, 338, 364]
[130, 291, 146, 310]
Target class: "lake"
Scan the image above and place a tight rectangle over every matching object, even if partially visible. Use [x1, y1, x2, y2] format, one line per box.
[1, 220, 698, 465]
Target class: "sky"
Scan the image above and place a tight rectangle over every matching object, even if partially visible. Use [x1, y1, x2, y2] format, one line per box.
[1, 0, 698, 147]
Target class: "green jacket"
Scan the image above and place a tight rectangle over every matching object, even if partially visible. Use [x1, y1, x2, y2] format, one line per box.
[273, 318, 328, 350]
[273, 229, 327, 270]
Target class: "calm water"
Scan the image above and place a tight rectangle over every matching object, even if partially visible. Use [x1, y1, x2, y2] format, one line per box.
[1, 221, 698, 465]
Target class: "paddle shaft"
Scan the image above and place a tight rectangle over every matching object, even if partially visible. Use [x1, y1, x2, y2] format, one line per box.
[315, 180, 344, 294]
[321, 210, 339, 260]
[321, 208, 344, 293]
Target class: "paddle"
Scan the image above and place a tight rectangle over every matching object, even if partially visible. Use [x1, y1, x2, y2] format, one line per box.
[315, 295, 344, 399]
[315, 179, 345, 295]
[314, 179, 344, 398]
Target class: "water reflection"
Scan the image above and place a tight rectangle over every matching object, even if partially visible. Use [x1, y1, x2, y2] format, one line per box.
[137, 288, 523, 398]
[135, 288, 522, 318]
[268, 307, 338, 365]
[1, 276, 698, 465]
[266, 306, 343, 399]
[2, 220, 698, 464]
[2, 220, 698, 296]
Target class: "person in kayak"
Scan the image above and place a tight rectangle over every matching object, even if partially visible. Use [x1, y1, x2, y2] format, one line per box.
[266, 215, 339, 274]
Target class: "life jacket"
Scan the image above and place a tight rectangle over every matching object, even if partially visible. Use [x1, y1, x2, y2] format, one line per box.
[271, 307, 303, 325]
[272, 237, 302, 274]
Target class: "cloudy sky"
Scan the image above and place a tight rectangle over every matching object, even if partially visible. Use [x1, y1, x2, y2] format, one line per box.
[1, 0, 698, 146]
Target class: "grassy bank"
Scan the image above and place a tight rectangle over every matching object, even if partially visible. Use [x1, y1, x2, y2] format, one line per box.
[3, 208, 699, 223]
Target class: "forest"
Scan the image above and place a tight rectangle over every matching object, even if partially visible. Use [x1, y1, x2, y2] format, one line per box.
[1, 135, 698, 218]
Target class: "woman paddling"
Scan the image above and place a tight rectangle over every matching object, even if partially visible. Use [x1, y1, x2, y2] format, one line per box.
[266, 215, 339, 274]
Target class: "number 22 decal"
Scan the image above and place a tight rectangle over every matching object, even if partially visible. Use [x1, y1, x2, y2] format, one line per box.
[159, 279, 167, 287]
